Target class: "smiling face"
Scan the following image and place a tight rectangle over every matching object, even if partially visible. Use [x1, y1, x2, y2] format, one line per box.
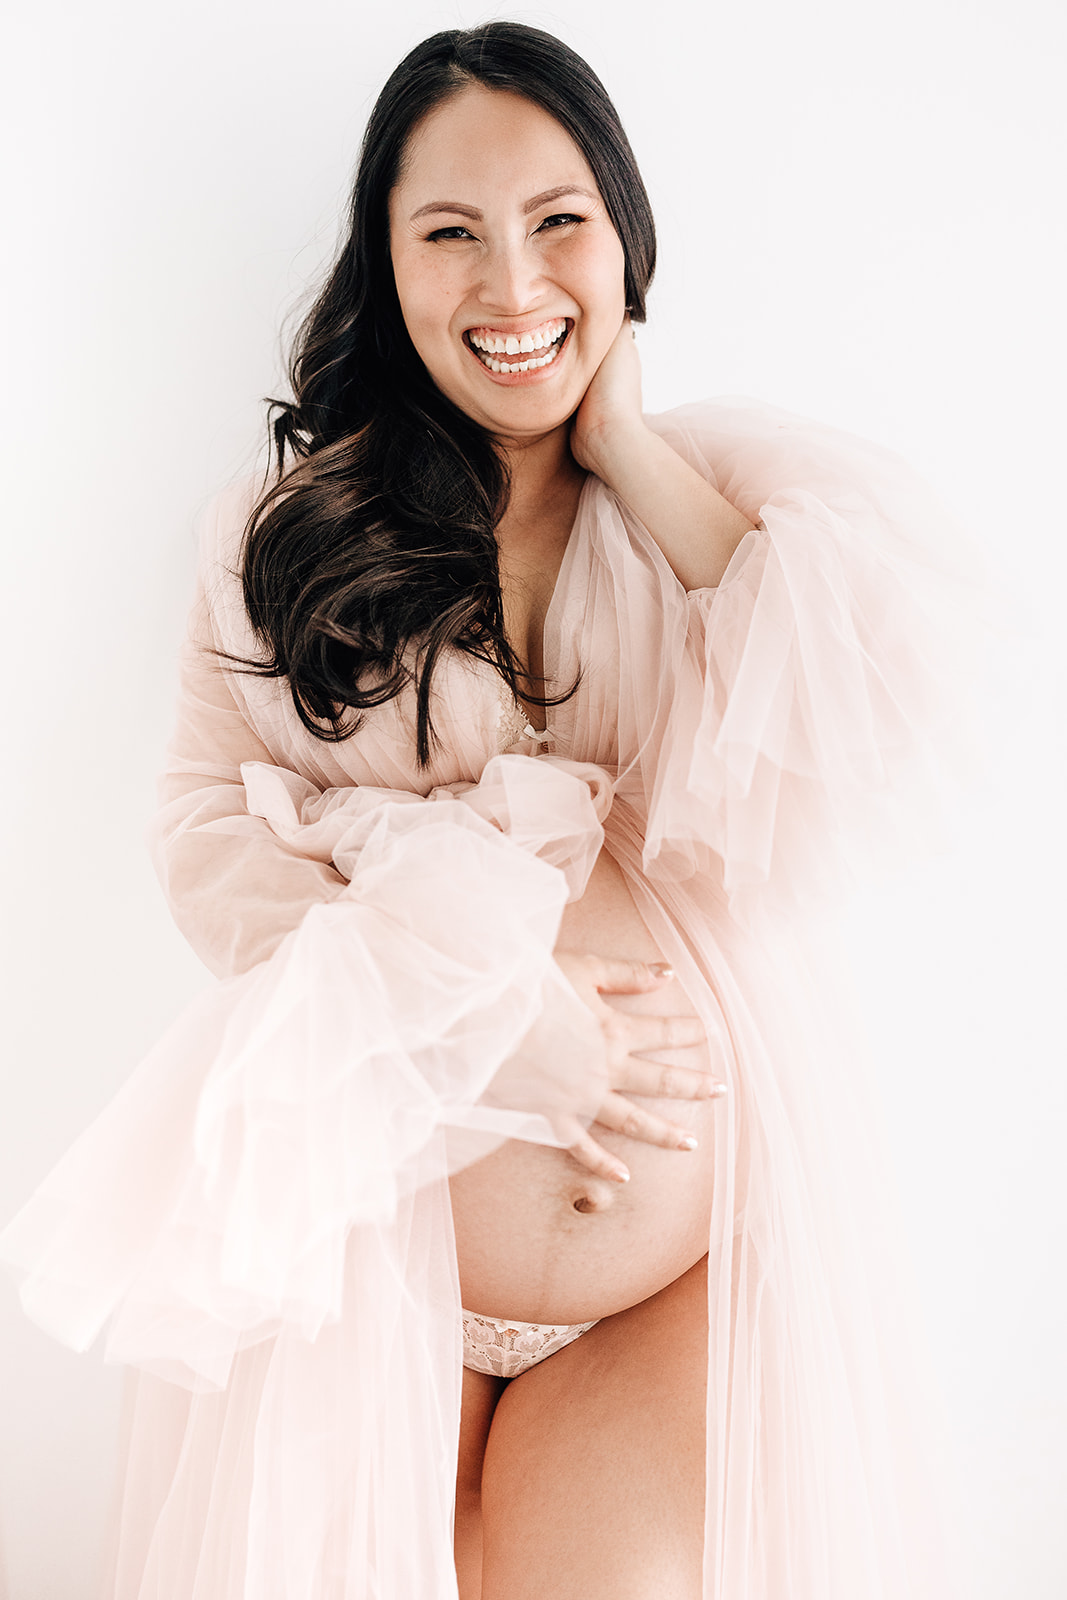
[388, 84, 627, 445]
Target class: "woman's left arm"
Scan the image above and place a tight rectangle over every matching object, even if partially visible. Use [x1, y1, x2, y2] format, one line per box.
[571, 319, 755, 590]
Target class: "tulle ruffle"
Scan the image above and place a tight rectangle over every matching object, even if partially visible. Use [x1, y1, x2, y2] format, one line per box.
[1, 757, 612, 1390]
[575, 402, 983, 907]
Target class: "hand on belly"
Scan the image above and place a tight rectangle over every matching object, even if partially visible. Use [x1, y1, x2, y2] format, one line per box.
[449, 847, 729, 1323]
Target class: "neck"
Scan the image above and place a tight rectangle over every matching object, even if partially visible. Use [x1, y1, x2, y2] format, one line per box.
[496, 423, 586, 536]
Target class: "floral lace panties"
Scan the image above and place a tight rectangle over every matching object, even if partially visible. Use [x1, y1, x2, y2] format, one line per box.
[461, 1309, 600, 1379]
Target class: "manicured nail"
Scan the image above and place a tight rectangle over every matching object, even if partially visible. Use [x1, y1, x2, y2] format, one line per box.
[613, 1164, 631, 1183]
[678, 1135, 699, 1151]
[708, 1082, 728, 1097]
[650, 963, 674, 979]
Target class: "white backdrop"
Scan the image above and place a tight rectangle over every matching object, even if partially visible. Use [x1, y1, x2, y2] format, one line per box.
[1, 1, 1064, 1596]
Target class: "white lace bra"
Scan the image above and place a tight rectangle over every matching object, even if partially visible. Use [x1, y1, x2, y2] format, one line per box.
[492, 677, 554, 755]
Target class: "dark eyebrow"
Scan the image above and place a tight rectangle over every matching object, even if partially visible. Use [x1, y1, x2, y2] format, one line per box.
[410, 200, 482, 222]
[409, 186, 598, 223]
[521, 185, 598, 215]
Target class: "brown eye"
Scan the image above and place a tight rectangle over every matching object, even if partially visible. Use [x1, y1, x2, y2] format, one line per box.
[426, 226, 475, 242]
[537, 213, 582, 232]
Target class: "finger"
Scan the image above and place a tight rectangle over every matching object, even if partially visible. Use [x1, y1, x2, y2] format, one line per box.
[614, 1057, 728, 1102]
[564, 1124, 631, 1185]
[593, 1092, 708, 1152]
[592, 957, 675, 996]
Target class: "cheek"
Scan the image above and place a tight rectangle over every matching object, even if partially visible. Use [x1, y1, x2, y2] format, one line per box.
[391, 249, 454, 344]
[558, 232, 626, 317]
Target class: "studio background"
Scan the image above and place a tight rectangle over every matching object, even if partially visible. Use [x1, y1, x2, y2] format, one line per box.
[1, 1, 1063, 1596]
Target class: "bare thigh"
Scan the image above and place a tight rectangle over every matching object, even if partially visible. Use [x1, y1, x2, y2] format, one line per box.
[456, 1367, 507, 1599]
[478, 1254, 709, 1600]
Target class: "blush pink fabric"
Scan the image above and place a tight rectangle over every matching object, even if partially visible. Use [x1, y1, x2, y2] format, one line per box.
[0, 400, 978, 1597]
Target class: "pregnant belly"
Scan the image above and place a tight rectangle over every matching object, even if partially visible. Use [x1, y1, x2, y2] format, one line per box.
[449, 846, 724, 1324]
[449, 1058, 719, 1324]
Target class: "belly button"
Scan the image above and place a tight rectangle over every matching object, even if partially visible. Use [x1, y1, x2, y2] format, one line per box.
[571, 1180, 616, 1215]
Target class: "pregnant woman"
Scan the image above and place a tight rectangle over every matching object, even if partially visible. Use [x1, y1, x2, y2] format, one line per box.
[1, 21, 970, 1600]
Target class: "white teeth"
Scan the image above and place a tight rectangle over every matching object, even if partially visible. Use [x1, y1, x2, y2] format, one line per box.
[467, 318, 568, 375]
[468, 318, 566, 356]
[478, 342, 562, 376]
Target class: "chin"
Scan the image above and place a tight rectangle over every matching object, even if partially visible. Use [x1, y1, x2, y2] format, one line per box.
[477, 372, 592, 432]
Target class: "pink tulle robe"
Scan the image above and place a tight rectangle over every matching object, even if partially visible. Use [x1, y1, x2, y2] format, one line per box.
[0, 400, 977, 1597]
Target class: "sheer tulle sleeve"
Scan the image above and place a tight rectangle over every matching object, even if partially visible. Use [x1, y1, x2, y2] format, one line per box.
[600, 400, 983, 907]
[1, 754, 612, 1387]
[148, 487, 352, 978]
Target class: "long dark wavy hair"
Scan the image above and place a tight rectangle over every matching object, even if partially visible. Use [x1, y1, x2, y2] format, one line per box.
[239, 22, 656, 764]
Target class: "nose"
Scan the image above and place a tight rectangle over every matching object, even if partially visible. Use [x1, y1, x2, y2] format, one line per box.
[477, 236, 544, 316]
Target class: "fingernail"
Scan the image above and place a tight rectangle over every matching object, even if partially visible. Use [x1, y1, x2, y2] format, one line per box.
[678, 1135, 699, 1151]
[613, 1164, 631, 1183]
[649, 963, 674, 979]
[709, 1082, 728, 1097]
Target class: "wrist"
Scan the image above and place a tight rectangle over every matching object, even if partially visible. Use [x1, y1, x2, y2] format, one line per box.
[578, 416, 655, 489]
